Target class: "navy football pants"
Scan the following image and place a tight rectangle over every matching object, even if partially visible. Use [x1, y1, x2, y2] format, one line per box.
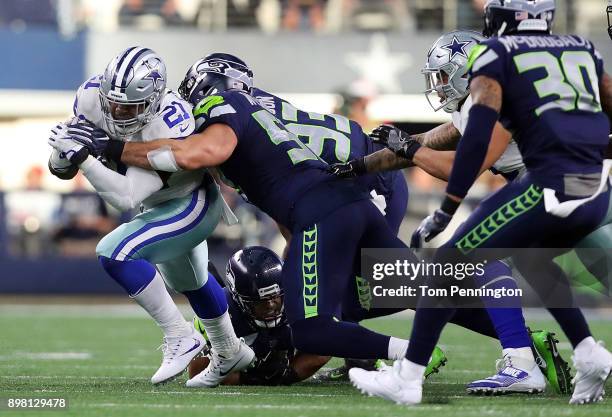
[406, 174, 610, 365]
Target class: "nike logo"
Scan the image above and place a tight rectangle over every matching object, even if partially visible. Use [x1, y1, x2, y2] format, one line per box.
[180, 339, 201, 356]
[219, 357, 243, 376]
[533, 348, 548, 369]
[179, 124, 190, 133]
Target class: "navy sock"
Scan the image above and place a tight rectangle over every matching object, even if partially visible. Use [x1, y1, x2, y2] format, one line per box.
[547, 308, 591, 348]
[475, 261, 531, 349]
[406, 307, 455, 366]
[291, 315, 389, 359]
[99, 256, 156, 296]
[450, 308, 498, 338]
[183, 273, 228, 319]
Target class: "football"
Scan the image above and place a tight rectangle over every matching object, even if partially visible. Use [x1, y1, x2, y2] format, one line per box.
[48, 148, 78, 180]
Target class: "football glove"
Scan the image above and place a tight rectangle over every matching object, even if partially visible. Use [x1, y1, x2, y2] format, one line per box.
[65, 120, 111, 157]
[48, 122, 89, 165]
[240, 350, 294, 386]
[410, 209, 453, 248]
[328, 158, 366, 178]
[370, 124, 421, 161]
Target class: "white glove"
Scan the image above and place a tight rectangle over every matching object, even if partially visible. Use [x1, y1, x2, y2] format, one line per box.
[48, 122, 89, 165]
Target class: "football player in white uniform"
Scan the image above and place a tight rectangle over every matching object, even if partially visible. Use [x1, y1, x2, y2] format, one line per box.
[48, 47, 254, 386]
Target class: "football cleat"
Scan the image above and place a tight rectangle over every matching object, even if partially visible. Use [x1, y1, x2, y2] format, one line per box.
[425, 346, 447, 378]
[529, 328, 573, 394]
[185, 339, 255, 388]
[570, 341, 612, 405]
[467, 355, 546, 395]
[313, 358, 383, 382]
[151, 328, 205, 385]
[349, 358, 423, 405]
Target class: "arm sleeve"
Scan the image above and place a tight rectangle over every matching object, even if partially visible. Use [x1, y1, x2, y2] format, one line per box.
[79, 156, 164, 211]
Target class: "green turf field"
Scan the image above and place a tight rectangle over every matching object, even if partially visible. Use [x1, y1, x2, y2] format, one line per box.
[1, 305, 611, 417]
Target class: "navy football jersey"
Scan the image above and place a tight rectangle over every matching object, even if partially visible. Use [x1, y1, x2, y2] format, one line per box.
[468, 34, 610, 191]
[193, 90, 369, 228]
[252, 88, 399, 198]
[224, 288, 294, 359]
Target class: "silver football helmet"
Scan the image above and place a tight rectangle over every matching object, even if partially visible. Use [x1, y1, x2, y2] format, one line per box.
[422, 30, 485, 113]
[99, 47, 167, 138]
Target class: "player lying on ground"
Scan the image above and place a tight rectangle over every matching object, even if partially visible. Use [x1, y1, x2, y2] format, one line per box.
[47, 47, 254, 387]
[347, 0, 612, 406]
[188, 246, 449, 385]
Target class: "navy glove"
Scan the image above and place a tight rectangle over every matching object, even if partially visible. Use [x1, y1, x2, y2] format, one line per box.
[370, 124, 421, 161]
[410, 209, 453, 248]
[328, 158, 366, 178]
[66, 120, 111, 157]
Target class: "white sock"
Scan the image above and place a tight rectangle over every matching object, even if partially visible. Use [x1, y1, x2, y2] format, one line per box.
[131, 271, 191, 338]
[399, 359, 426, 381]
[388, 337, 410, 360]
[574, 336, 597, 357]
[200, 310, 240, 356]
[502, 347, 535, 362]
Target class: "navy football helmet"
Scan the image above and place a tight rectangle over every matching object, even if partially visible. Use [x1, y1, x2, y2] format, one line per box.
[178, 53, 253, 106]
[225, 246, 284, 329]
[483, 0, 555, 37]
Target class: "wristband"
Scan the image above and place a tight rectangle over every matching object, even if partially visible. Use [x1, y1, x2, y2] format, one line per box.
[352, 157, 367, 175]
[440, 196, 461, 216]
[105, 140, 125, 163]
[397, 141, 422, 161]
[147, 146, 180, 172]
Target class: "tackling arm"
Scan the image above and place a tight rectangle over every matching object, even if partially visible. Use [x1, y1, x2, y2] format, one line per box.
[111, 124, 238, 172]
[412, 121, 511, 181]
[363, 122, 462, 173]
[412, 121, 462, 150]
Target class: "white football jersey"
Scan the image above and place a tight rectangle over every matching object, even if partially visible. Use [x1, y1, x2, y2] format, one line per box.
[452, 95, 525, 176]
[73, 74, 203, 207]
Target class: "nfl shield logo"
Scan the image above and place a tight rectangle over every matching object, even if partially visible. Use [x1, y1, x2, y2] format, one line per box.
[515, 11, 529, 20]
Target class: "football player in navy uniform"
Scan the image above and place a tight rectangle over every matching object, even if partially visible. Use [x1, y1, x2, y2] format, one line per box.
[349, 0, 612, 406]
[53, 53, 509, 387]
[189, 246, 331, 385]
[55, 53, 426, 388]
[333, 30, 576, 395]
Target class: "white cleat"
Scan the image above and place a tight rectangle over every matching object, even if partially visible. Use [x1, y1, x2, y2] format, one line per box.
[185, 339, 255, 388]
[150, 328, 205, 385]
[570, 341, 612, 405]
[349, 359, 423, 405]
[466, 355, 546, 395]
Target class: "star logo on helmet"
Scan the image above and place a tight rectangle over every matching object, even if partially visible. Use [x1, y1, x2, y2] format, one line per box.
[143, 60, 165, 89]
[440, 36, 471, 60]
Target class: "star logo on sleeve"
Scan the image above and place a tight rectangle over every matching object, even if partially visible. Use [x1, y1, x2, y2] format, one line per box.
[143, 59, 165, 89]
[440, 36, 471, 60]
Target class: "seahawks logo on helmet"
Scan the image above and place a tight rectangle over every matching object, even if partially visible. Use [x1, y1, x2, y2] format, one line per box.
[179, 53, 253, 106]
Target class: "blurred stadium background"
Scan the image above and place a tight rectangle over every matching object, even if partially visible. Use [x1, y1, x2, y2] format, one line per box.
[0, 0, 610, 297]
